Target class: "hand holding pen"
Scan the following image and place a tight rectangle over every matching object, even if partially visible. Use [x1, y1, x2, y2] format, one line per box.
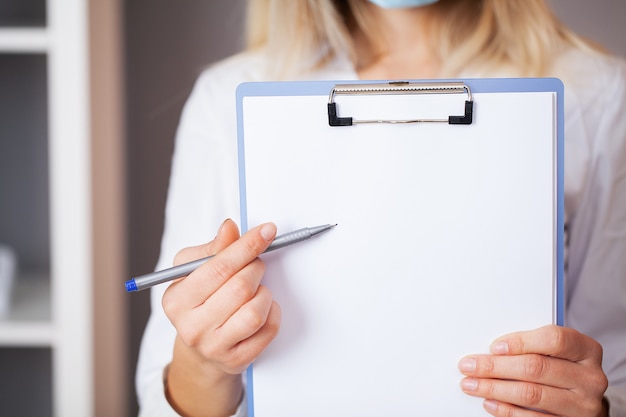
[155, 219, 334, 416]
[162, 220, 284, 415]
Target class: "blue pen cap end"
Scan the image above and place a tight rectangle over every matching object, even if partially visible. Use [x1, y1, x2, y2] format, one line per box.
[125, 279, 138, 292]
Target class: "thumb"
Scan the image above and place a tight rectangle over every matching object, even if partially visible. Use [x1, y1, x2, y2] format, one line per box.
[173, 219, 240, 266]
[209, 218, 241, 255]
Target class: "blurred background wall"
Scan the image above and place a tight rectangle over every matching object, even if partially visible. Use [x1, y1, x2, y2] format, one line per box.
[123, 0, 625, 414]
[123, 0, 247, 414]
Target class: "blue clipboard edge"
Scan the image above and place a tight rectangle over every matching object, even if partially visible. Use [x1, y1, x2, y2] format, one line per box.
[236, 78, 565, 416]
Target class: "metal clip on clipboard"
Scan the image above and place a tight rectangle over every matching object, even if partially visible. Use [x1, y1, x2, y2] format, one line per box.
[327, 81, 473, 126]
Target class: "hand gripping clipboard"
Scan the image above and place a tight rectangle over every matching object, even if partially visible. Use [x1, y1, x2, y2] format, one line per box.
[236, 78, 564, 417]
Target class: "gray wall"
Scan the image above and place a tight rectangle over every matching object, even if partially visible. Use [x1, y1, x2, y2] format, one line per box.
[123, 1, 625, 415]
[549, 0, 626, 58]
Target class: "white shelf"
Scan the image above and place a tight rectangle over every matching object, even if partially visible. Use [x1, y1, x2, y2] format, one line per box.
[0, 28, 49, 52]
[0, 0, 127, 413]
[0, 273, 52, 347]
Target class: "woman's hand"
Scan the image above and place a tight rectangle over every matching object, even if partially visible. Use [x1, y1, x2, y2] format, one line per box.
[162, 219, 282, 417]
[459, 325, 609, 417]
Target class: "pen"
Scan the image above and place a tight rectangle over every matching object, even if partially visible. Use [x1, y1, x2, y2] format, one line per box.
[125, 223, 336, 292]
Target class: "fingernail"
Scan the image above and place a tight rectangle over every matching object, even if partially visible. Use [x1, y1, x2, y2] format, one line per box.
[491, 341, 509, 354]
[461, 378, 478, 391]
[260, 223, 277, 241]
[484, 399, 498, 412]
[458, 357, 476, 373]
[218, 218, 231, 236]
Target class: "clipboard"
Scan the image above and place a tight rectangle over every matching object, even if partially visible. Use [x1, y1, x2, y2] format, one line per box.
[236, 78, 564, 417]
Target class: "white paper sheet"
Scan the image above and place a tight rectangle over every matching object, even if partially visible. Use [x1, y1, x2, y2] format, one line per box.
[238, 82, 560, 417]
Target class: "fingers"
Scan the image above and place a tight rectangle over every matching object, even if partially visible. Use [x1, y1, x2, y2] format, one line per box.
[198, 257, 266, 328]
[460, 374, 577, 416]
[459, 353, 577, 388]
[459, 325, 609, 417]
[221, 298, 282, 373]
[186, 287, 281, 375]
[490, 325, 603, 365]
[162, 219, 282, 376]
[165, 221, 277, 309]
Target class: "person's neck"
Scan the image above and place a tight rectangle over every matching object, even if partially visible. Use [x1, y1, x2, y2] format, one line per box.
[355, 5, 442, 80]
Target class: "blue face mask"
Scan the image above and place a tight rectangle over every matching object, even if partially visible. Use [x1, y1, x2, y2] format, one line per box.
[368, 0, 439, 8]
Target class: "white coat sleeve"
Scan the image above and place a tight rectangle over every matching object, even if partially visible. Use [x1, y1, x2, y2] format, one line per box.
[564, 56, 626, 417]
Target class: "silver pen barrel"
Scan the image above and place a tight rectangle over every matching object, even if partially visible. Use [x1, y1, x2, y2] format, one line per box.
[265, 224, 335, 252]
[126, 223, 336, 292]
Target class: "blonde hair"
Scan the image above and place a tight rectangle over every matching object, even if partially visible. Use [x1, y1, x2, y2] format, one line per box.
[245, 0, 595, 79]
